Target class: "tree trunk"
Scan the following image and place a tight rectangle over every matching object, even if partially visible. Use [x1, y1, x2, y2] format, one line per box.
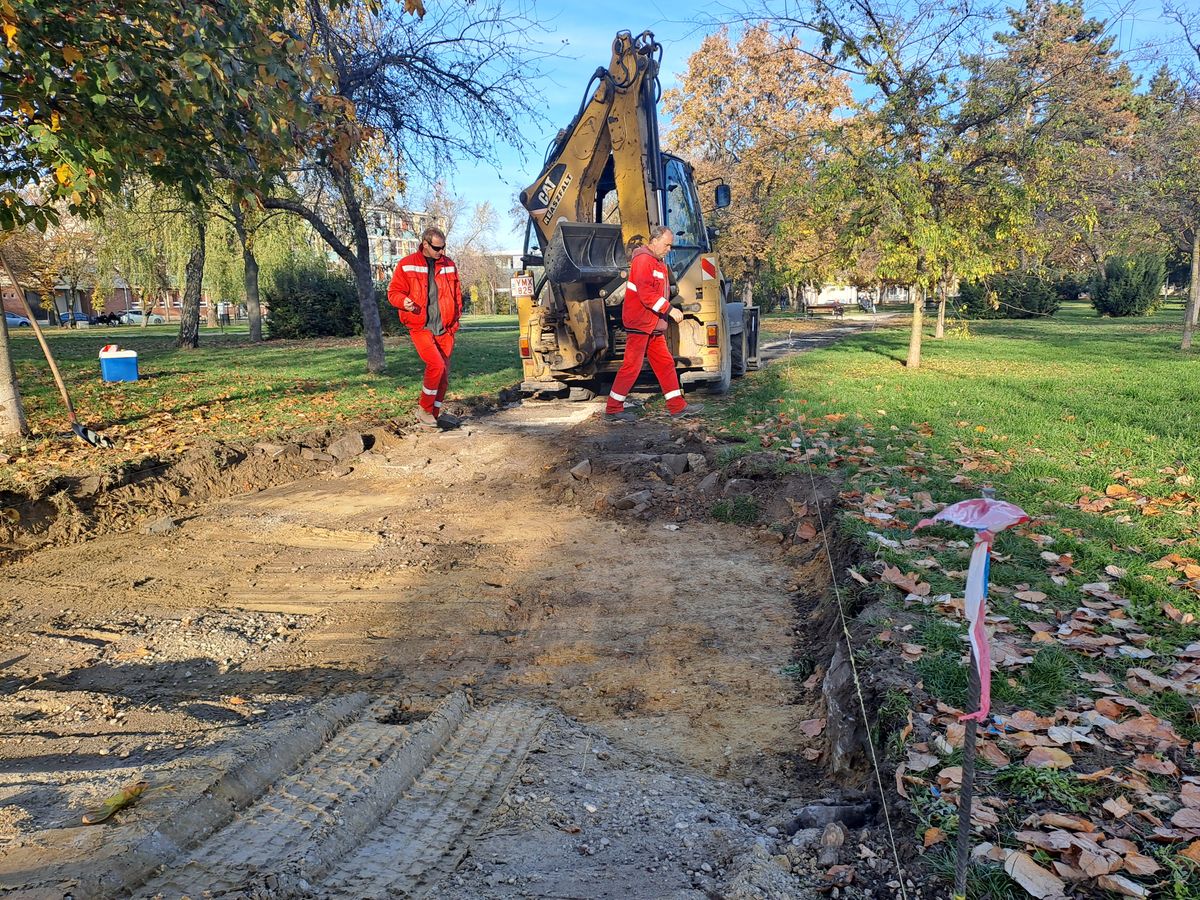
[334, 171, 386, 373]
[907, 285, 923, 369]
[935, 281, 947, 339]
[177, 216, 206, 349]
[353, 259, 386, 372]
[231, 206, 264, 342]
[0, 256, 28, 440]
[1184, 226, 1200, 352]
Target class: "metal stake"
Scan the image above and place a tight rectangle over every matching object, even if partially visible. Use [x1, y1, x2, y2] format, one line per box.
[953, 651, 981, 898]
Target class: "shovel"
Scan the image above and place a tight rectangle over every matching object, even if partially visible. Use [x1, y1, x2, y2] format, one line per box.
[0, 250, 112, 448]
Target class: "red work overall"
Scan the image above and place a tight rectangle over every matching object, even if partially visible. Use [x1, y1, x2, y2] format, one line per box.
[606, 247, 686, 414]
[388, 251, 463, 414]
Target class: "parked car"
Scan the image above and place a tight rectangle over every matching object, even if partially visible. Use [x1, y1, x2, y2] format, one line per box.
[118, 310, 166, 325]
[59, 311, 91, 324]
[4, 311, 31, 327]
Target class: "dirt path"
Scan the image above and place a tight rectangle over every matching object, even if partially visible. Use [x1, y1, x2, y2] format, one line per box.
[0, 325, 908, 898]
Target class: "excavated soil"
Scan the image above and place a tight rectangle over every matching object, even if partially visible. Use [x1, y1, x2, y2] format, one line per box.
[0, 335, 918, 899]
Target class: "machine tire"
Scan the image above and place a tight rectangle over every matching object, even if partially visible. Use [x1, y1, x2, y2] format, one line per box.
[731, 326, 748, 378]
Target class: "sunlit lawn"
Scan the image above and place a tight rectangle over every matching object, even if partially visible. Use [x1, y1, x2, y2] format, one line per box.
[2, 324, 520, 490]
[715, 301, 1200, 625]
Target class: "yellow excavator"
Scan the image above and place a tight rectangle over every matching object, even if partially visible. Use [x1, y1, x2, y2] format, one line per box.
[513, 30, 758, 399]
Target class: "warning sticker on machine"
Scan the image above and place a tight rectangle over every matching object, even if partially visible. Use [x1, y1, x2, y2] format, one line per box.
[701, 257, 718, 281]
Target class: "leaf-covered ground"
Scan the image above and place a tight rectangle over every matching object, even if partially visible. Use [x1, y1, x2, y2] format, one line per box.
[1, 323, 520, 492]
[709, 303, 1200, 899]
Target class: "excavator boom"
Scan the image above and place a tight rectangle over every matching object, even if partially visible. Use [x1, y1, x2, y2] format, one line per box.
[514, 30, 757, 396]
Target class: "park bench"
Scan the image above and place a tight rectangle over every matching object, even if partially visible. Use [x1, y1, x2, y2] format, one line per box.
[804, 302, 845, 318]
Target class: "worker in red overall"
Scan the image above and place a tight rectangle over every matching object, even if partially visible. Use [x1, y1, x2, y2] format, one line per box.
[605, 224, 704, 423]
[388, 227, 462, 428]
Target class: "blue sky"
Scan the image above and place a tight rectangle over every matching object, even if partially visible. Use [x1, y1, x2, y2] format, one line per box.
[438, 0, 1173, 251]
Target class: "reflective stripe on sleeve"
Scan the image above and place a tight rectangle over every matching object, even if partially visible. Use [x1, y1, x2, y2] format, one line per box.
[626, 282, 637, 292]
[652, 270, 665, 279]
[402, 265, 426, 273]
[442, 266, 456, 274]
[652, 298, 669, 312]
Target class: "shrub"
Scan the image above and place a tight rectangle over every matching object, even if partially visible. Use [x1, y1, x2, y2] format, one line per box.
[264, 262, 359, 339]
[1091, 254, 1165, 317]
[958, 274, 1060, 319]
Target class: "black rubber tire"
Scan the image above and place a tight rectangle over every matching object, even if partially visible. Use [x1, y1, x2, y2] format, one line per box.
[731, 327, 748, 378]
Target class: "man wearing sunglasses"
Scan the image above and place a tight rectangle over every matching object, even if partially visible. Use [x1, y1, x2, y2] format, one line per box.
[388, 226, 463, 427]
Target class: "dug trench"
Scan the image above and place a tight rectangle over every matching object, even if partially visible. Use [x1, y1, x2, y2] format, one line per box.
[0, 393, 923, 898]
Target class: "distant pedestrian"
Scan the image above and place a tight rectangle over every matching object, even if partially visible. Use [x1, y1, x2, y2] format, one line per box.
[605, 225, 703, 423]
[387, 227, 462, 428]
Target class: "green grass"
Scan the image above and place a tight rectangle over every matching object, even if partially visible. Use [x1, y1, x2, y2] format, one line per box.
[991, 765, 1097, 813]
[2, 325, 520, 489]
[926, 852, 1020, 900]
[711, 302, 1200, 625]
[711, 495, 760, 525]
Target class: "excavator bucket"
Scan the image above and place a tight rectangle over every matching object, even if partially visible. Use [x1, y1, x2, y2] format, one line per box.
[543, 222, 627, 284]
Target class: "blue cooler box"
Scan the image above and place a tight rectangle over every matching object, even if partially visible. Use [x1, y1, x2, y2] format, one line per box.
[99, 348, 139, 382]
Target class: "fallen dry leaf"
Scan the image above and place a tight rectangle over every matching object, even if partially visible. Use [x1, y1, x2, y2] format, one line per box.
[1121, 851, 1160, 877]
[1095, 873, 1150, 898]
[979, 742, 1011, 767]
[937, 766, 963, 789]
[1039, 812, 1097, 832]
[1132, 754, 1178, 776]
[1183, 783, 1200, 808]
[1077, 848, 1122, 877]
[796, 522, 818, 541]
[1003, 851, 1067, 899]
[923, 826, 946, 848]
[1025, 747, 1074, 770]
[906, 750, 940, 773]
[1103, 795, 1134, 819]
[1171, 807, 1200, 830]
[1180, 840, 1200, 864]
[880, 565, 930, 596]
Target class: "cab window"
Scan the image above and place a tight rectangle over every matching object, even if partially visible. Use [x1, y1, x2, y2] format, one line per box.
[664, 158, 704, 272]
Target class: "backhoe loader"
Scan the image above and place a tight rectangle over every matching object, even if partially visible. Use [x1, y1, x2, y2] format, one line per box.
[514, 30, 758, 399]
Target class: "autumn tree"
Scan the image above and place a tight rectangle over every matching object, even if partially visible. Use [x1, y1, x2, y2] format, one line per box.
[260, 0, 543, 374]
[963, 1, 1144, 284]
[451, 201, 506, 314]
[1153, 7, 1200, 348]
[0, 0, 313, 230]
[663, 25, 850, 307]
